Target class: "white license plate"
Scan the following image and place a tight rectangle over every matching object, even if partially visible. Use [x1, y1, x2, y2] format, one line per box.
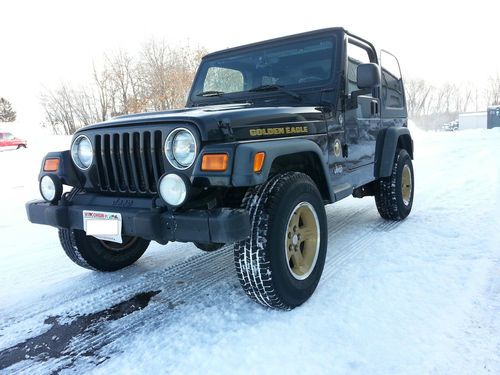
[83, 210, 122, 243]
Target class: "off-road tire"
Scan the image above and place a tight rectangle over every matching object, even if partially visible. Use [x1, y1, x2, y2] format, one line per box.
[375, 149, 414, 220]
[59, 230, 150, 271]
[234, 172, 328, 310]
[58, 189, 150, 271]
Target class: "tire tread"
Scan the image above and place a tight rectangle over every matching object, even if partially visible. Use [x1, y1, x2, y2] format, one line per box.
[234, 172, 320, 310]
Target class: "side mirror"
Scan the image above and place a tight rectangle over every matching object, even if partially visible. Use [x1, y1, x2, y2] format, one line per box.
[357, 63, 380, 89]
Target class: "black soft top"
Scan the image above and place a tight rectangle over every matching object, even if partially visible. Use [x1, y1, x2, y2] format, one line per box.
[203, 27, 347, 59]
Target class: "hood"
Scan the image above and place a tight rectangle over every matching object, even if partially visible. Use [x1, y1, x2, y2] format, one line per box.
[77, 103, 327, 142]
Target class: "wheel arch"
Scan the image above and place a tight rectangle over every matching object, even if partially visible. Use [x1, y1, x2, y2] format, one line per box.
[232, 138, 334, 203]
[375, 127, 414, 178]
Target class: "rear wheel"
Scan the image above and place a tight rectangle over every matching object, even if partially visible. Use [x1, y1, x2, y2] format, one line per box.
[375, 149, 414, 220]
[234, 172, 327, 309]
[17, 144, 26, 149]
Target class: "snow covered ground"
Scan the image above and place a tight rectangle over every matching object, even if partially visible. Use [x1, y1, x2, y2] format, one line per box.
[0, 129, 499, 374]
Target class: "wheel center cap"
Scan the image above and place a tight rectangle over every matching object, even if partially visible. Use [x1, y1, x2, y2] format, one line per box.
[292, 234, 299, 245]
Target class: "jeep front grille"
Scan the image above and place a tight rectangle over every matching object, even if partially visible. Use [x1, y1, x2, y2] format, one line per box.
[94, 131, 164, 194]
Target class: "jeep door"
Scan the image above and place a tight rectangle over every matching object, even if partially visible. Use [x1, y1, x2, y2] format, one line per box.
[342, 38, 381, 175]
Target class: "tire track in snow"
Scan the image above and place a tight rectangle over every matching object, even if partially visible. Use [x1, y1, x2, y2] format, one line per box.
[8, 253, 237, 374]
[0, 248, 228, 348]
[2, 202, 381, 374]
[2, 203, 370, 335]
[0, 245, 197, 331]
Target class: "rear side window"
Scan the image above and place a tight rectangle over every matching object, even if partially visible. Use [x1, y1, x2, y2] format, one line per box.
[380, 51, 406, 116]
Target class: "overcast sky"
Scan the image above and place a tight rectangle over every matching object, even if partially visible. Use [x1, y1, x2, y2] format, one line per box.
[1, 0, 499, 125]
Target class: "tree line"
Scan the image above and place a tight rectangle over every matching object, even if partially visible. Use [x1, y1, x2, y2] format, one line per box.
[41, 41, 206, 135]
[405, 74, 500, 130]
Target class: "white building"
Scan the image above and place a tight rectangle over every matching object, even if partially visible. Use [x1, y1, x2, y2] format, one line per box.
[458, 111, 487, 130]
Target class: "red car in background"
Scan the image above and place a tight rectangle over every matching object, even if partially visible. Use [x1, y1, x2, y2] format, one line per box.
[0, 132, 27, 150]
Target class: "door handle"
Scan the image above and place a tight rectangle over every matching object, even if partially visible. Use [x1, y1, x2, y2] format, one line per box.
[371, 100, 379, 115]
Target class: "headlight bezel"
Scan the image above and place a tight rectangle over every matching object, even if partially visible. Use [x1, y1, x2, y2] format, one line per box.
[71, 134, 93, 170]
[165, 128, 197, 170]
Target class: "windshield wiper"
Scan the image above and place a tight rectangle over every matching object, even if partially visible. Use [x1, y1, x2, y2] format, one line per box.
[196, 90, 226, 97]
[248, 84, 302, 100]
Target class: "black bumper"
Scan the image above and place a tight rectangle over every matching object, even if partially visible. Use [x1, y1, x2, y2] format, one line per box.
[26, 199, 250, 245]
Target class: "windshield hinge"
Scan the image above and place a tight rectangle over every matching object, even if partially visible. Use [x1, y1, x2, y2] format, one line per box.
[218, 118, 235, 141]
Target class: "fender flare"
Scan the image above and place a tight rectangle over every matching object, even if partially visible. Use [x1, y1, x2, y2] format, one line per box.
[232, 138, 334, 202]
[39, 150, 83, 187]
[375, 127, 414, 178]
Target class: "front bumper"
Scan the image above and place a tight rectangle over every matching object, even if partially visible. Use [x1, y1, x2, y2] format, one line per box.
[26, 197, 250, 245]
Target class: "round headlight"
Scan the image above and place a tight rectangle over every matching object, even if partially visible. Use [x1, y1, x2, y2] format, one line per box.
[165, 128, 196, 169]
[158, 173, 188, 207]
[71, 135, 93, 170]
[40, 175, 62, 203]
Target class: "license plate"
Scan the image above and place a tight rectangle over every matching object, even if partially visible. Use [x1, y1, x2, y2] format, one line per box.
[83, 210, 122, 243]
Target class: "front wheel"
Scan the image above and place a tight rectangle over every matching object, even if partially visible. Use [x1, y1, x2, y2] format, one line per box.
[375, 149, 414, 220]
[58, 229, 150, 271]
[234, 172, 328, 310]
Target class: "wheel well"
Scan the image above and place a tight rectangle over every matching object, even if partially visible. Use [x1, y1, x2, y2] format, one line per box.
[269, 152, 331, 202]
[397, 134, 413, 159]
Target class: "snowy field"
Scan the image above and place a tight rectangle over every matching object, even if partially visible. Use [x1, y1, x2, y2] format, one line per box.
[0, 129, 499, 374]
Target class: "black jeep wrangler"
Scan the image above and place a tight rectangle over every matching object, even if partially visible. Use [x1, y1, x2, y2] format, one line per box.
[27, 28, 414, 309]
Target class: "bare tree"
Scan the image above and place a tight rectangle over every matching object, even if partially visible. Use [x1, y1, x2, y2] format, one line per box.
[487, 73, 500, 106]
[92, 64, 112, 122]
[41, 41, 206, 135]
[105, 50, 141, 116]
[41, 85, 78, 135]
[142, 40, 206, 111]
[405, 78, 433, 117]
[458, 84, 473, 113]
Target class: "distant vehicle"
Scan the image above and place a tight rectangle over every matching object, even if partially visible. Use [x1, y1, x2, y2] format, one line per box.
[487, 106, 500, 129]
[442, 120, 459, 131]
[0, 132, 27, 150]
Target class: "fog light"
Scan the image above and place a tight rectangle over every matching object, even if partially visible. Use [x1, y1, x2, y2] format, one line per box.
[158, 173, 189, 207]
[40, 175, 62, 203]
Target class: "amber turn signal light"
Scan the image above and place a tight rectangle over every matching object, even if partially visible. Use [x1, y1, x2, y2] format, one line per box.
[43, 158, 60, 172]
[201, 153, 228, 171]
[253, 152, 266, 173]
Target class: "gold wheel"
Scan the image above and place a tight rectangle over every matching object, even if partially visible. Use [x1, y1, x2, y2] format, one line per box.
[285, 202, 320, 280]
[401, 164, 412, 206]
[99, 236, 138, 252]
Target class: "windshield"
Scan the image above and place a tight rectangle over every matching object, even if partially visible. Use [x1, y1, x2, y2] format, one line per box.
[191, 36, 336, 101]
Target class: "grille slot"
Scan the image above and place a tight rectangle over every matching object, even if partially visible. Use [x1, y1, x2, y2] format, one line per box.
[94, 131, 165, 194]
